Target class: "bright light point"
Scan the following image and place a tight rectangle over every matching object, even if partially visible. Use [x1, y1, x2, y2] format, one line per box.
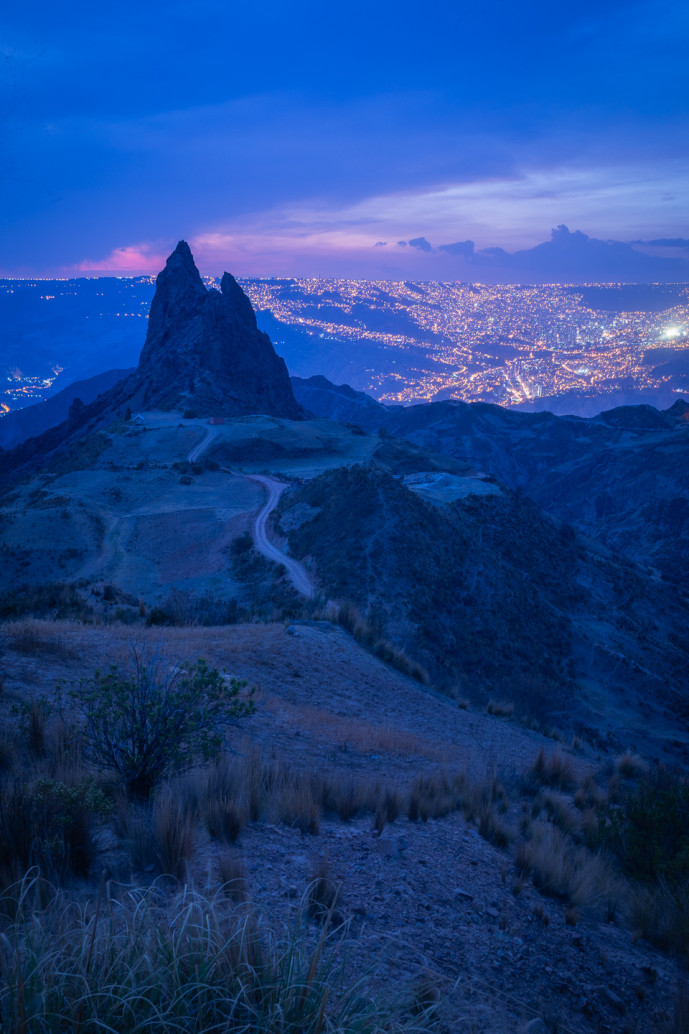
[664, 326, 682, 338]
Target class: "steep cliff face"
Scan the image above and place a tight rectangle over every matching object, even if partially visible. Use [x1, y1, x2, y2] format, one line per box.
[135, 242, 302, 417]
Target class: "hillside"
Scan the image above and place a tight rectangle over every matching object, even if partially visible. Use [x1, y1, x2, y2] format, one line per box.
[3, 614, 689, 1033]
[278, 465, 689, 760]
[0, 367, 133, 450]
[292, 377, 689, 597]
[0, 412, 379, 607]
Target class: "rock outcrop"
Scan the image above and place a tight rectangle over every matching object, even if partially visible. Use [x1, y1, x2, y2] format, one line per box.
[0, 243, 303, 481]
[136, 242, 302, 417]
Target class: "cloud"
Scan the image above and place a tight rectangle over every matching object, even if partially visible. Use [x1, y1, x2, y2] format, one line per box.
[68, 222, 689, 283]
[253, 158, 689, 258]
[642, 238, 689, 248]
[75, 242, 169, 274]
[438, 240, 475, 257]
[448, 225, 689, 282]
[374, 240, 387, 247]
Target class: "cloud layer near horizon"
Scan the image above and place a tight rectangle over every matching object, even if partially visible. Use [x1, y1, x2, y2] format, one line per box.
[70, 225, 689, 284]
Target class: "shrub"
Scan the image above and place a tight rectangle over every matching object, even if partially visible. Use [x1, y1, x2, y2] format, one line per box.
[72, 649, 256, 799]
[0, 582, 93, 621]
[603, 766, 689, 884]
[146, 588, 242, 627]
[629, 879, 689, 955]
[0, 777, 111, 887]
[615, 750, 648, 779]
[486, 699, 514, 718]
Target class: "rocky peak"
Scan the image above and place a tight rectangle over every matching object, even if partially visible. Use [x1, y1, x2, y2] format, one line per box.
[220, 271, 257, 328]
[138, 241, 207, 374]
[0, 241, 304, 481]
[133, 241, 302, 418]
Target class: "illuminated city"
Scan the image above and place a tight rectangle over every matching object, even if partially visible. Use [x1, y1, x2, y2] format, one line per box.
[2, 277, 688, 416]
[241, 279, 689, 406]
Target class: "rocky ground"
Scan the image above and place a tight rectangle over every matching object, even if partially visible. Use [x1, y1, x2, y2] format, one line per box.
[0, 618, 685, 1033]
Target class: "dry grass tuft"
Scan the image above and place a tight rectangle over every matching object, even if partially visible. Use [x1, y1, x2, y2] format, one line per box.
[615, 750, 649, 779]
[517, 820, 619, 916]
[268, 768, 321, 835]
[486, 699, 514, 718]
[573, 773, 607, 812]
[0, 877, 418, 1033]
[539, 790, 581, 836]
[565, 905, 579, 926]
[407, 773, 456, 823]
[332, 601, 429, 684]
[217, 850, 249, 903]
[205, 793, 247, 843]
[307, 856, 342, 926]
[4, 618, 81, 659]
[153, 792, 196, 880]
[263, 694, 437, 760]
[529, 748, 577, 791]
[478, 806, 513, 848]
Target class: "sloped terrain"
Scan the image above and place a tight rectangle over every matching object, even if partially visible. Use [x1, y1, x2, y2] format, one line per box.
[2, 262, 689, 1031]
[292, 376, 689, 601]
[0, 618, 686, 1033]
[0, 413, 383, 607]
[528, 430, 689, 585]
[278, 465, 689, 760]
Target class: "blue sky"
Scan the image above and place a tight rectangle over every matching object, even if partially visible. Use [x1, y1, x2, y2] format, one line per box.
[1, 0, 688, 280]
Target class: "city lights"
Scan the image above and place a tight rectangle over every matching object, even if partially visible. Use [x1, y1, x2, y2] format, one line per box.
[242, 279, 689, 407]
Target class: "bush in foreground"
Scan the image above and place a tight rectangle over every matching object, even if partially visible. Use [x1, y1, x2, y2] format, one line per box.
[71, 650, 255, 799]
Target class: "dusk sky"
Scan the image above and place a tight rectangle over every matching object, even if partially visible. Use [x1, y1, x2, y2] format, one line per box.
[1, 0, 688, 281]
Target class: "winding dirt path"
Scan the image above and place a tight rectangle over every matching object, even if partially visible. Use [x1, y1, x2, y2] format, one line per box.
[187, 426, 217, 463]
[244, 473, 315, 598]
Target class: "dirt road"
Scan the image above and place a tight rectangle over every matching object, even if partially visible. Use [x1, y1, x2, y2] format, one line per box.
[186, 433, 314, 597]
[245, 473, 315, 598]
[187, 426, 217, 463]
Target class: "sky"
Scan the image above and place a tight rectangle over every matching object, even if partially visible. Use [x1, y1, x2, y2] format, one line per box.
[1, 0, 688, 281]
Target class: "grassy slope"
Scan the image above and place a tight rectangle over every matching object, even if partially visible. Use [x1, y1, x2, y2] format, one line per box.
[279, 466, 689, 749]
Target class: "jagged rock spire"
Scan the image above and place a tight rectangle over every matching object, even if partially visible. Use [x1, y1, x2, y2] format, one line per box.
[133, 241, 302, 418]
